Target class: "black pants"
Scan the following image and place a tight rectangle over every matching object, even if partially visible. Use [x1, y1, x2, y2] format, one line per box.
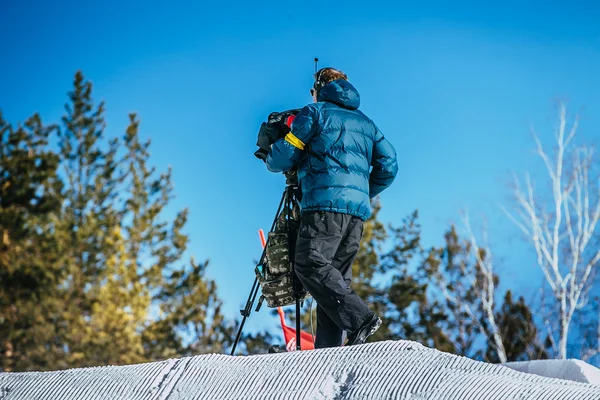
[294, 210, 374, 348]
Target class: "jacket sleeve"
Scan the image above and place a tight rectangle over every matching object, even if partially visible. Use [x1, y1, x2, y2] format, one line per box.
[369, 126, 398, 198]
[266, 105, 317, 173]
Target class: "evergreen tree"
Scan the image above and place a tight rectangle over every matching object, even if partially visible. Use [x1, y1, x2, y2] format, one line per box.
[378, 209, 423, 341]
[423, 225, 546, 362]
[55, 72, 233, 365]
[0, 112, 64, 371]
[381, 210, 455, 351]
[486, 290, 548, 362]
[118, 114, 234, 358]
[0, 71, 233, 370]
[421, 226, 485, 358]
[79, 224, 148, 365]
[55, 71, 136, 367]
[143, 259, 233, 359]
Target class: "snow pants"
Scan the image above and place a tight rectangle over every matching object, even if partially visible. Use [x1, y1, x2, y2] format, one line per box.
[294, 210, 374, 348]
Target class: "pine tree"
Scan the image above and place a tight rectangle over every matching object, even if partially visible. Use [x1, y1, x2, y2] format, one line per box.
[421, 226, 485, 358]
[1, 71, 235, 370]
[487, 290, 548, 362]
[143, 259, 233, 359]
[381, 211, 456, 351]
[79, 224, 148, 365]
[0, 112, 64, 371]
[117, 113, 232, 359]
[378, 209, 427, 342]
[50, 71, 230, 367]
[423, 225, 546, 362]
[55, 71, 133, 367]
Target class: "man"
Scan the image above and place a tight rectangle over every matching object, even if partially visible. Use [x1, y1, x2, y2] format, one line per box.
[265, 67, 398, 348]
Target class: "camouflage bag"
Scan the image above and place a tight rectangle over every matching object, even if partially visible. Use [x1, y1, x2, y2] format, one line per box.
[264, 232, 291, 275]
[264, 200, 300, 276]
[259, 275, 299, 308]
[257, 272, 310, 308]
[257, 196, 310, 308]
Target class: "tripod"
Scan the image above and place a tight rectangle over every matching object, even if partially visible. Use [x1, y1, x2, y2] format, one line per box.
[230, 171, 306, 355]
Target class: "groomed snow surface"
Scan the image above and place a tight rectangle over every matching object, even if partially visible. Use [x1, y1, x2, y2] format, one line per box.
[503, 358, 600, 385]
[1, 340, 599, 399]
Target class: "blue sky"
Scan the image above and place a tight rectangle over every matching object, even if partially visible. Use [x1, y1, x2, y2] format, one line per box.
[2, 1, 600, 349]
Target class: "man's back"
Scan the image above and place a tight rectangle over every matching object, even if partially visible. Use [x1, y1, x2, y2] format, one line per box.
[267, 78, 397, 221]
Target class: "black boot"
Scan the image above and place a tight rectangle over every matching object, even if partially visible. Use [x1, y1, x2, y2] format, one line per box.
[345, 314, 381, 346]
[268, 345, 288, 353]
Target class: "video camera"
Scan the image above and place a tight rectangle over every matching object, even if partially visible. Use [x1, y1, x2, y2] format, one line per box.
[254, 108, 301, 162]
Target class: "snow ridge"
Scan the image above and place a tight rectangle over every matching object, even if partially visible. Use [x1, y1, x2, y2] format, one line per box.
[1, 340, 599, 399]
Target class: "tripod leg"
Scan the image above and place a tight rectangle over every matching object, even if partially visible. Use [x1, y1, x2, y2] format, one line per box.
[285, 183, 304, 351]
[296, 297, 301, 350]
[229, 186, 291, 356]
[230, 277, 261, 355]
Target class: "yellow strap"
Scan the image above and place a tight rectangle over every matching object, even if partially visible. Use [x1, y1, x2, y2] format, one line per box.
[284, 132, 305, 150]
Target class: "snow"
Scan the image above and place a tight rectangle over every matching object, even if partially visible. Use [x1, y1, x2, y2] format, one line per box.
[502, 358, 600, 385]
[1, 340, 600, 399]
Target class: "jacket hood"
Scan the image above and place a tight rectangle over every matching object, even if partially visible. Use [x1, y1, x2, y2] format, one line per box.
[317, 79, 360, 110]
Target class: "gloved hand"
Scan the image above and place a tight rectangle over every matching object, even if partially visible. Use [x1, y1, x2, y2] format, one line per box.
[255, 120, 286, 161]
[254, 109, 301, 162]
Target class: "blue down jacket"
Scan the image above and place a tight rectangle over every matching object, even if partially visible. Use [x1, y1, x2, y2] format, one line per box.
[266, 79, 398, 221]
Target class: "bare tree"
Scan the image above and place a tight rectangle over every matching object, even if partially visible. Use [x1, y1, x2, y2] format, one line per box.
[462, 213, 507, 363]
[502, 102, 600, 359]
[428, 212, 507, 363]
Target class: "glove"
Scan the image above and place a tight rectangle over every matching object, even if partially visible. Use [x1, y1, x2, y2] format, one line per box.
[255, 120, 284, 161]
[254, 109, 301, 161]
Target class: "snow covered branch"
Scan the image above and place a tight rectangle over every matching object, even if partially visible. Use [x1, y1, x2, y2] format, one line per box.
[502, 102, 600, 359]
